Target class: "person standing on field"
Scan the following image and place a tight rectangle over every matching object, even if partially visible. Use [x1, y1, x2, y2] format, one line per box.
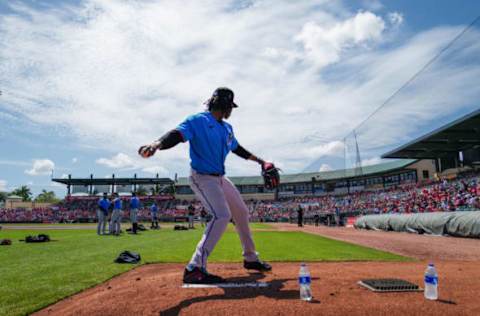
[138, 87, 273, 284]
[97, 193, 110, 235]
[129, 192, 140, 234]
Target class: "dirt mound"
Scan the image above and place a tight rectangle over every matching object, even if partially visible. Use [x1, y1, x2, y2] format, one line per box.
[35, 261, 479, 316]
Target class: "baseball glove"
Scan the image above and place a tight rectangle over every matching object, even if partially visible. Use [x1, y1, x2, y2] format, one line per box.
[261, 162, 280, 190]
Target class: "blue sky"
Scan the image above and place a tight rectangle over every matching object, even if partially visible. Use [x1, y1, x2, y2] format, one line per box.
[1, 0, 479, 198]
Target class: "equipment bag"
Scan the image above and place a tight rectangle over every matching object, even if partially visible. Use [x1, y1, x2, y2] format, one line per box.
[114, 250, 141, 264]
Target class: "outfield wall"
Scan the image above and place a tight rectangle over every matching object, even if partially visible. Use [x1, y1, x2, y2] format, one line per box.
[354, 211, 480, 238]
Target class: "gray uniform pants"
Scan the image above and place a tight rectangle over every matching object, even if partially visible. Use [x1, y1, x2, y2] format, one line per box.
[130, 208, 138, 223]
[110, 209, 122, 235]
[188, 170, 258, 269]
[97, 210, 107, 235]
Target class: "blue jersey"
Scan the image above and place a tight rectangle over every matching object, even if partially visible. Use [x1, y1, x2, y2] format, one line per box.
[113, 198, 122, 210]
[130, 197, 140, 209]
[98, 198, 110, 215]
[176, 111, 239, 175]
[151, 204, 158, 213]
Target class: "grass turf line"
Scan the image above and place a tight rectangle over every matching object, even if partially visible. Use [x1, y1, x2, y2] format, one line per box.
[0, 225, 408, 316]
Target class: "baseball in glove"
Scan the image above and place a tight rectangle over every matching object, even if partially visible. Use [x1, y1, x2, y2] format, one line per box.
[261, 162, 280, 190]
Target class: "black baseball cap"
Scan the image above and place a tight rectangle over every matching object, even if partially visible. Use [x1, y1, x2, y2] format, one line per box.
[212, 87, 238, 108]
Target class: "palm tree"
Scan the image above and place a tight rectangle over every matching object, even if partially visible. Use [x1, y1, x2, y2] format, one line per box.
[11, 185, 32, 202]
[35, 190, 59, 203]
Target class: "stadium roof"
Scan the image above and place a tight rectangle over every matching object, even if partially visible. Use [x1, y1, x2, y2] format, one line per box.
[52, 177, 174, 186]
[176, 159, 417, 186]
[382, 109, 480, 159]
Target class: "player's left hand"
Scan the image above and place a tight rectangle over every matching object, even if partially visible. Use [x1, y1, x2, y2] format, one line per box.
[138, 143, 157, 158]
[261, 162, 280, 190]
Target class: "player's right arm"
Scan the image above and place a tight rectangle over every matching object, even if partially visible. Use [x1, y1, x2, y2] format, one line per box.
[138, 116, 195, 158]
[138, 130, 184, 158]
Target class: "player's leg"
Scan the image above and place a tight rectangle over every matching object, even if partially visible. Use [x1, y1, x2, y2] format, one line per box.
[221, 177, 258, 261]
[97, 210, 102, 235]
[187, 173, 231, 271]
[222, 177, 272, 271]
[101, 214, 107, 234]
[109, 212, 115, 234]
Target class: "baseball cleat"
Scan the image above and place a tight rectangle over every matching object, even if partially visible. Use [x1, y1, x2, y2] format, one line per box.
[183, 267, 226, 284]
[243, 260, 272, 272]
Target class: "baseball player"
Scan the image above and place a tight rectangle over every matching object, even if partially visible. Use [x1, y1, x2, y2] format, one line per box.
[139, 87, 272, 284]
[110, 193, 122, 236]
[97, 193, 110, 235]
[150, 202, 160, 229]
[129, 192, 140, 234]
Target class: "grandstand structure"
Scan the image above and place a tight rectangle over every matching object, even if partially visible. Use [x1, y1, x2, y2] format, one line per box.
[383, 108, 480, 171]
[52, 174, 175, 196]
[176, 159, 434, 200]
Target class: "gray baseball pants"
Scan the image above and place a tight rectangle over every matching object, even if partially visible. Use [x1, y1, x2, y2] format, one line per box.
[188, 170, 258, 270]
[130, 208, 138, 223]
[97, 210, 107, 235]
[110, 209, 122, 235]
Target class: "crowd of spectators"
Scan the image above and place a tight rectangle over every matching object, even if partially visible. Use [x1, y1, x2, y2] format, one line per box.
[248, 172, 480, 221]
[1, 172, 479, 223]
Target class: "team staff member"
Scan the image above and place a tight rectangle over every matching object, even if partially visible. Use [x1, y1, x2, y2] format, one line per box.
[150, 202, 159, 229]
[139, 87, 272, 284]
[188, 204, 195, 229]
[97, 193, 110, 235]
[129, 192, 140, 234]
[110, 193, 123, 236]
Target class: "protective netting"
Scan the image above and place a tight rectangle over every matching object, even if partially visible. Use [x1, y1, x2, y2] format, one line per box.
[344, 18, 480, 174]
[354, 211, 480, 238]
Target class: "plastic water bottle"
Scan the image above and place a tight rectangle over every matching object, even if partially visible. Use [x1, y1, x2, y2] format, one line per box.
[424, 263, 438, 300]
[299, 263, 312, 301]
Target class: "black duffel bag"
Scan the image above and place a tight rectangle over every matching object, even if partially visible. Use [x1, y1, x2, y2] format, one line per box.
[25, 234, 51, 243]
[114, 250, 141, 264]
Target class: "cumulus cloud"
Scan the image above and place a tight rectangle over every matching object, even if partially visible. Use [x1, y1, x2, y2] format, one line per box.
[0, 180, 7, 191]
[388, 12, 404, 27]
[96, 153, 137, 169]
[295, 11, 386, 68]
[303, 141, 345, 158]
[25, 159, 55, 176]
[319, 163, 333, 172]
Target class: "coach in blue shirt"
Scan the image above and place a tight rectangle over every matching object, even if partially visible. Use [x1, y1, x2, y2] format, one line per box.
[129, 192, 141, 234]
[97, 193, 110, 235]
[138, 87, 273, 284]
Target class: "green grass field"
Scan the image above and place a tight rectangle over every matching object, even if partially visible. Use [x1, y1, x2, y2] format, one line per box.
[0, 223, 409, 316]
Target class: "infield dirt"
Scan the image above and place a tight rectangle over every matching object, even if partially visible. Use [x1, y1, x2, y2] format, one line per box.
[34, 224, 480, 316]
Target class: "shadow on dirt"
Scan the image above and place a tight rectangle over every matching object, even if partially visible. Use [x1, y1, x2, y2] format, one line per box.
[160, 273, 319, 316]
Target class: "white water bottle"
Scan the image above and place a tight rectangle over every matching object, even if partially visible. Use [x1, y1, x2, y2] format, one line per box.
[424, 263, 438, 300]
[299, 263, 312, 301]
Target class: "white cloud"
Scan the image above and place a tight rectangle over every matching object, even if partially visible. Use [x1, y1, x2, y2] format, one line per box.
[361, 157, 382, 166]
[0, 180, 7, 191]
[388, 12, 404, 27]
[303, 141, 345, 158]
[72, 157, 78, 164]
[25, 159, 55, 176]
[96, 153, 137, 169]
[295, 11, 386, 68]
[142, 166, 168, 175]
[319, 164, 333, 172]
